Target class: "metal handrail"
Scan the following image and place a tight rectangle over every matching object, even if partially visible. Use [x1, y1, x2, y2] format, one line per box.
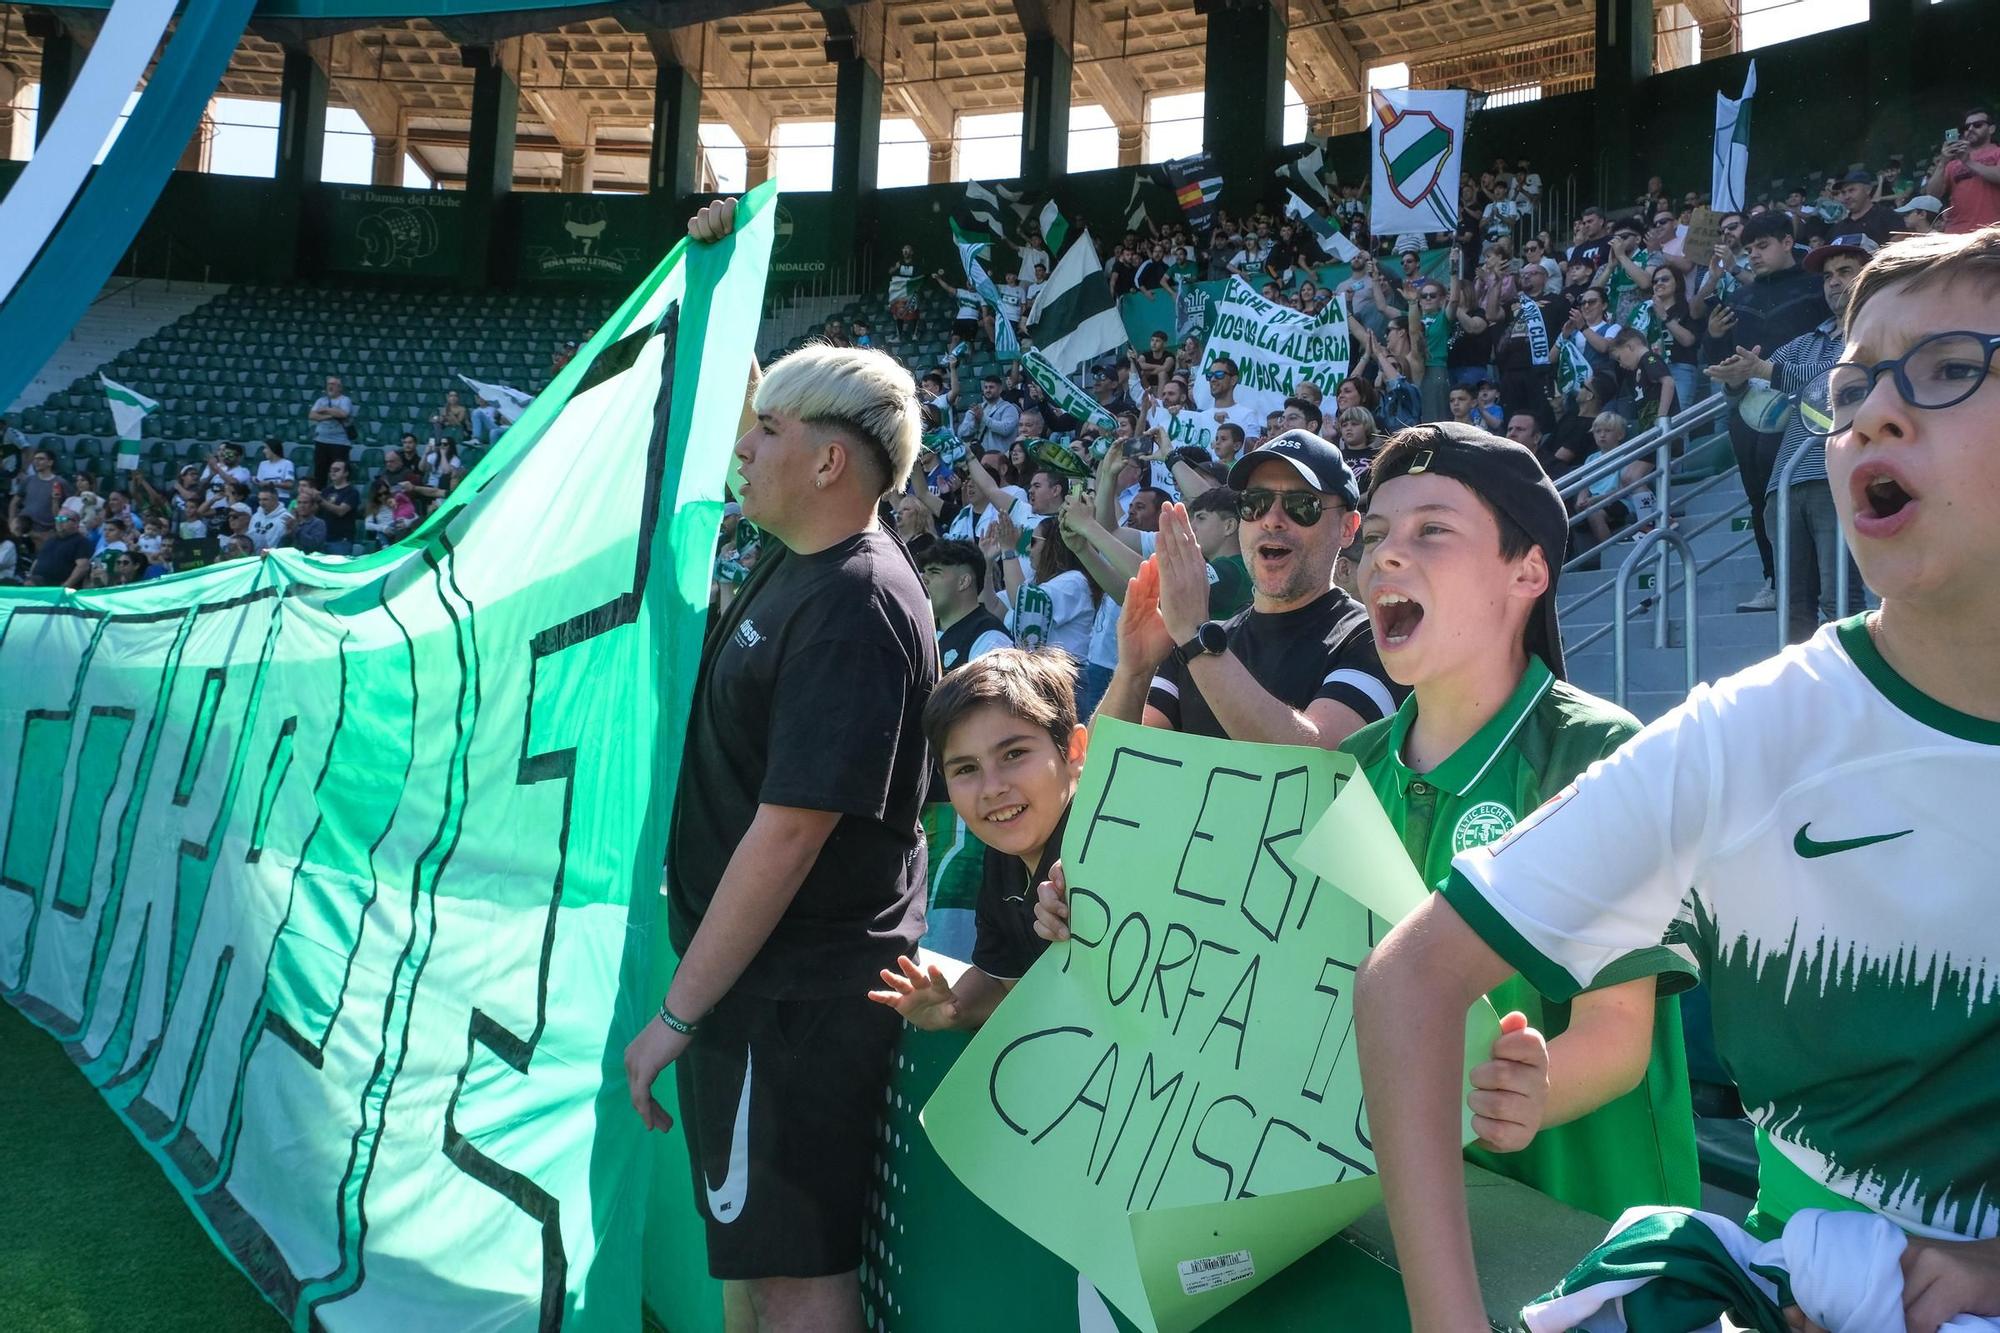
[1612, 527, 1700, 708]
[1555, 393, 1730, 506]
[1771, 440, 1857, 650]
[1568, 528, 1755, 655]
[1563, 461, 1744, 621]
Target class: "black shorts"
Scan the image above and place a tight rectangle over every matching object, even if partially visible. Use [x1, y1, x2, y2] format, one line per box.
[676, 989, 901, 1280]
[951, 316, 982, 342]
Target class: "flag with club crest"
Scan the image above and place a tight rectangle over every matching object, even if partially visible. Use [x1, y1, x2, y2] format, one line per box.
[1711, 61, 1758, 214]
[1163, 152, 1224, 233]
[1370, 88, 1467, 235]
[98, 374, 158, 472]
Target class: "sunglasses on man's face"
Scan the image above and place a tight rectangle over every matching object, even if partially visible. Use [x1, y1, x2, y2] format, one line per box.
[1205, 369, 1231, 380]
[1237, 488, 1327, 527]
[1967, 120, 1991, 131]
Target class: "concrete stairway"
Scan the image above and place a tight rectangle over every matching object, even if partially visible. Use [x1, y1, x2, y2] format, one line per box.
[9, 278, 229, 414]
[1559, 463, 1785, 722]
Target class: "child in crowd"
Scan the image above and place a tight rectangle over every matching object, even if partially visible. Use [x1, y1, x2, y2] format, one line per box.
[1345, 422, 1698, 1221]
[869, 649, 1085, 1031]
[1355, 228, 2000, 1331]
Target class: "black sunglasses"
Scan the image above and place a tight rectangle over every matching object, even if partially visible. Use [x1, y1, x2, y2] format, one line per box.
[1237, 488, 1327, 527]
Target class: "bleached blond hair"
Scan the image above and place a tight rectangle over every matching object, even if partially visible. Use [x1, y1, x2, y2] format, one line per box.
[754, 342, 922, 498]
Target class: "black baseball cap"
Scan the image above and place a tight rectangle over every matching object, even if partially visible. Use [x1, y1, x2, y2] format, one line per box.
[1364, 422, 1571, 680]
[1227, 429, 1361, 508]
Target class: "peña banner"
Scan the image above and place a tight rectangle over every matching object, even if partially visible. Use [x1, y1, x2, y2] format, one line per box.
[0, 186, 776, 1331]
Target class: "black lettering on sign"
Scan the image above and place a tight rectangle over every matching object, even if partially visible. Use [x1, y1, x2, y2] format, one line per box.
[1239, 1116, 1311, 1199]
[1139, 921, 1198, 1022]
[1241, 764, 1313, 943]
[1173, 765, 1261, 909]
[1030, 1041, 1121, 1181]
[1173, 937, 1241, 1036]
[1197, 952, 1259, 1071]
[1096, 1049, 1186, 1197]
[1079, 746, 1182, 864]
[1300, 957, 1358, 1103]
[988, 1024, 1096, 1135]
[1188, 1093, 1256, 1201]
[1104, 911, 1152, 1008]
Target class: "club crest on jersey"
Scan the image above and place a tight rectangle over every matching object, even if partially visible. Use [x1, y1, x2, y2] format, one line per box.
[1452, 800, 1517, 853]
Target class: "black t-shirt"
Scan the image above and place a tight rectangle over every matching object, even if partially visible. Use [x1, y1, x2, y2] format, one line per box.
[1542, 413, 1596, 481]
[1147, 587, 1404, 738]
[29, 532, 93, 585]
[321, 483, 361, 541]
[669, 529, 939, 999]
[1843, 203, 1901, 246]
[974, 806, 1065, 981]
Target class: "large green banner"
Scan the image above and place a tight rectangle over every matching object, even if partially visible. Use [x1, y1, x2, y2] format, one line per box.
[0, 186, 776, 1330]
[515, 195, 658, 285]
[923, 719, 1495, 1332]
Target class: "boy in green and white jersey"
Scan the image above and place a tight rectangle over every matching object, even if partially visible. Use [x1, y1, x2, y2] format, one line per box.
[1344, 422, 1699, 1222]
[1357, 228, 2000, 1332]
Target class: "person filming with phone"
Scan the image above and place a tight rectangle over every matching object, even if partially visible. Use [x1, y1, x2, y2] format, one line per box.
[1924, 108, 2000, 233]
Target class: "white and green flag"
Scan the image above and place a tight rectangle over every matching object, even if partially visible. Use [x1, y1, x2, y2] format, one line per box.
[954, 237, 1004, 310]
[1025, 228, 1126, 373]
[1711, 61, 1757, 214]
[98, 373, 157, 471]
[1036, 199, 1070, 256]
[1021, 348, 1117, 433]
[456, 373, 534, 422]
[1370, 88, 1467, 235]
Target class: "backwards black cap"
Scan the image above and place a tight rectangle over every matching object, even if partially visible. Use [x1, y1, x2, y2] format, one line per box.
[1365, 421, 1571, 680]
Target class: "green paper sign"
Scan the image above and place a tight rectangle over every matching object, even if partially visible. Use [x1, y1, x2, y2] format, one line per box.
[0, 186, 778, 1329]
[921, 719, 1495, 1332]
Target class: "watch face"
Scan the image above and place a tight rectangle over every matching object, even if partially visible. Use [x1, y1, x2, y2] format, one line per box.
[1197, 620, 1230, 655]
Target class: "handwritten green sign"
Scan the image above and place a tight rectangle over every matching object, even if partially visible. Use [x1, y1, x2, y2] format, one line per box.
[922, 719, 1495, 1331]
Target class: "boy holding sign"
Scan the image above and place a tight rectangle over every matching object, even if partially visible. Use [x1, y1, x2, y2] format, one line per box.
[1357, 230, 2000, 1330]
[869, 649, 1086, 1031]
[1346, 422, 1698, 1221]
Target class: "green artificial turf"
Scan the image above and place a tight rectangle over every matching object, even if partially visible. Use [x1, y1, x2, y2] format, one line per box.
[0, 1001, 285, 1333]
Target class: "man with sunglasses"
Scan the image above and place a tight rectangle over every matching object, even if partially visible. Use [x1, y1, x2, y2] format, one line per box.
[1196, 357, 1263, 436]
[1093, 429, 1402, 747]
[1924, 107, 1999, 234]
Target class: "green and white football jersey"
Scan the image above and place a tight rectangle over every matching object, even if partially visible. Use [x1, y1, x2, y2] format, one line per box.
[1445, 616, 2000, 1241]
[1343, 656, 1700, 1220]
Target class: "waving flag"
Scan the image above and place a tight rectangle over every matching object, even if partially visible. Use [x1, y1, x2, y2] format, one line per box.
[1711, 61, 1758, 214]
[1277, 138, 1332, 214]
[1163, 152, 1224, 233]
[1370, 88, 1467, 235]
[1036, 198, 1070, 257]
[456, 373, 534, 422]
[1021, 348, 1118, 434]
[951, 179, 1010, 246]
[1025, 229, 1126, 372]
[98, 374, 158, 471]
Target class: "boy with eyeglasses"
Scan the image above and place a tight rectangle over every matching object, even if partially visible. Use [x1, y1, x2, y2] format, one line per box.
[1356, 225, 2000, 1333]
[1093, 429, 1404, 747]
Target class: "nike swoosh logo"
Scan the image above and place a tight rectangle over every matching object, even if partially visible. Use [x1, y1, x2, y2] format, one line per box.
[703, 1049, 752, 1224]
[1794, 823, 1914, 858]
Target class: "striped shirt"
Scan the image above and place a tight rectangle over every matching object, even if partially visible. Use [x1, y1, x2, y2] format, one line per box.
[1766, 317, 1844, 494]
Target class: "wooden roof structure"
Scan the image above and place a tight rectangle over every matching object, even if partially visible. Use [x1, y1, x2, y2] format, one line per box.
[0, 0, 1721, 193]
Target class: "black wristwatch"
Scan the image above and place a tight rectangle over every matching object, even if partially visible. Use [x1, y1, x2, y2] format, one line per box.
[1172, 620, 1229, 669]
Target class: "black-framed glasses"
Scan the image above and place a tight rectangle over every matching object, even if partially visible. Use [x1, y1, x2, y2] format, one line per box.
[1799, 331, 2000, 438]
[1237, 488, 1327, 527]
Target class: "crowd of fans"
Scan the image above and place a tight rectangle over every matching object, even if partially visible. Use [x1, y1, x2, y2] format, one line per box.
[783, 106, 1992, 637]
[0, 344, 581, 588]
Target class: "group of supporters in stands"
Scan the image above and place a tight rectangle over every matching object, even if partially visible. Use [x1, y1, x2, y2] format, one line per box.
[644, 172, 2000, 1331]
[809, 106, 1995, 649]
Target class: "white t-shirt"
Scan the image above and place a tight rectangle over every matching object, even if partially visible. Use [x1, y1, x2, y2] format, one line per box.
[997, 283, 1026, 327]
[999, 568, 1095, 659]
[256, 458, 296, 493]
[1015, 245, 1050, 281]
[942, 489, 1036, 542]
[1146, 404, 1216, 452]
[1445, 618, 2000, 1241]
